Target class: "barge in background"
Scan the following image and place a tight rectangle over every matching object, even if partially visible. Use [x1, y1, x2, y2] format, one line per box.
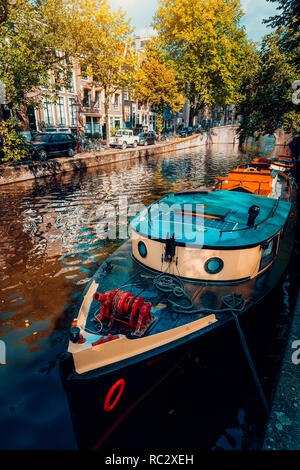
[61, 161, 297, 449]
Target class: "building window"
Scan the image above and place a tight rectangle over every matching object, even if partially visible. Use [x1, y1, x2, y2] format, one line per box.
[123, 91, 129, 101]
[81, 65, 88, 80]
[94, 91, 101, 109]
[83, 89, 91, 108]
[93, 117, 100, 134]
[85, 116, 101, 135]
[67, 72, 75, 93]
[124, 105, 130, 122]
[114, 119, 120, 128]
[69, 98, 77, 126]
[85, 116, 92, 134]
[114, 94, 120, 110]
[54, 71, 62, 91]
[43, 100, 54, 125]
[57, 97, 66, 125]
[65, 53, 72, 65]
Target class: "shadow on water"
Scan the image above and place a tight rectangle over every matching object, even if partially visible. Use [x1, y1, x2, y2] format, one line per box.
[0, 142, 297, 449]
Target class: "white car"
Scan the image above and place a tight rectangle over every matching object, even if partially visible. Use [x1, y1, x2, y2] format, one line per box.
[109, 130, 138, 149]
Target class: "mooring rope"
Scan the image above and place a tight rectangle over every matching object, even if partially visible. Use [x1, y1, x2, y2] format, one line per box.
[140, 271, 270, 414]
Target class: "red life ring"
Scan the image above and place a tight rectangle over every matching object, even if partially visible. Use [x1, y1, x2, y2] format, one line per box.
[104, 379, 125, 412]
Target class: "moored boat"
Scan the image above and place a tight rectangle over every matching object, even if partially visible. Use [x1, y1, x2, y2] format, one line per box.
[252, 154, 295, 173]
[60, 161, 297, 449]
[269, 156, 295, 172]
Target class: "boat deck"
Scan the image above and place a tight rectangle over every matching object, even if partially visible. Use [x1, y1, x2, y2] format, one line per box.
[79, 171, 295, 342]
[83, 224, 293, 341]
[130, 185, 291, 249]
[66, 171, 296, 377]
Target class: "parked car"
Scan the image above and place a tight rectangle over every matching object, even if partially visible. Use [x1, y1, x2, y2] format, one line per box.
[177, 126, 194, 137]
[28, 132, 77, 161]
[109, 130, 138, 149]
[137, 131, 157, 146]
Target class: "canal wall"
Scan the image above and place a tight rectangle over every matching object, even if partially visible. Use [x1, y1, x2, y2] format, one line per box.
[263, 290, 300, 450]
[0, 126, 238, 186]
[0, 125, 292, 187]
[244, 129, 293, 156]
[263, 161, 300, 450]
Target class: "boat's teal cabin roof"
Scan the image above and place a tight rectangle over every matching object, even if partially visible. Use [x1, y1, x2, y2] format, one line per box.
[130, 190, 291, 249]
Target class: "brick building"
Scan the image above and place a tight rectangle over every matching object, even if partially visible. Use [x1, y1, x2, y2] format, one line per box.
[34, 61, 124, 138]
[33, 33, 192, 138]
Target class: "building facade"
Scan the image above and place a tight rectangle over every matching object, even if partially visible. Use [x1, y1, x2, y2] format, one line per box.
[34, 34, 230, 137]
[34, 61, 124, 138]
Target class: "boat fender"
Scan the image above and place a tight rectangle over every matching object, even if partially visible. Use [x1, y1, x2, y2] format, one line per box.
[69, 327, 80, 343]
[104, 379, 125, 412]
[69, 326, 86, 344]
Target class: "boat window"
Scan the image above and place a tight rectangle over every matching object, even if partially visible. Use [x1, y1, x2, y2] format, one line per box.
[259, 235, 278, 271]
[138, 241, 147, 258]
[204, 257, 224, 275]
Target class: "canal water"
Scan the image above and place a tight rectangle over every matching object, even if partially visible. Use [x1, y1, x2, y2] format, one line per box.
[0, 142, 297, 450]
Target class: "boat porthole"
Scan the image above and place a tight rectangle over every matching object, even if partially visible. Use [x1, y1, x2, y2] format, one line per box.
[104, 379, 125, 412]
[138, 241, 147, 258]
[204, 257, 224, 275]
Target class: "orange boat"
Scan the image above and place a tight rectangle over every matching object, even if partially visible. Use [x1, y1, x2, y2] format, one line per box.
[269, 155, 295, 172]
[214, 165, 278, 198]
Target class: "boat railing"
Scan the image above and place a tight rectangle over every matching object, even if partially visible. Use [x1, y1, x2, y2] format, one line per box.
[134, 198, 280, 240]
[218, 198, 280, 238]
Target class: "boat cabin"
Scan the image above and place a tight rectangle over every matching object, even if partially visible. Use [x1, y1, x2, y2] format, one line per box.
[130, 190, 291, 283]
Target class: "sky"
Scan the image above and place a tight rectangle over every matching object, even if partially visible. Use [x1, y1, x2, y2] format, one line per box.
[110, 0, 280, 42]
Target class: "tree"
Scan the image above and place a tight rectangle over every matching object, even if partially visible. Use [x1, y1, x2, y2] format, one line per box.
[71, 0, 136, 146]
[264, 0, 300, 67]
[0, 0, 75, 126]
[237, 1, 300, 142]
[0, 0, 78, 161]
[133, 55, 185, 135]
[0, 117, 29, 162]
[153, 0, 250, 126]
[237, 32, 298, 141]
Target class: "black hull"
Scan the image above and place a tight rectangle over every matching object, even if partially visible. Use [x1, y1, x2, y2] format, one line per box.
[60, 283, 290, 450]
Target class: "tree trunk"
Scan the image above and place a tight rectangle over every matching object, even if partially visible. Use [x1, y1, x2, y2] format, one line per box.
[104, 91, 110, 148]
[104, 103, 109, 148]
[156, 113, 163, 138]
[19, 104, 30, 131]
[188, 106, 196, 127]
[0, 104, 6, 121]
